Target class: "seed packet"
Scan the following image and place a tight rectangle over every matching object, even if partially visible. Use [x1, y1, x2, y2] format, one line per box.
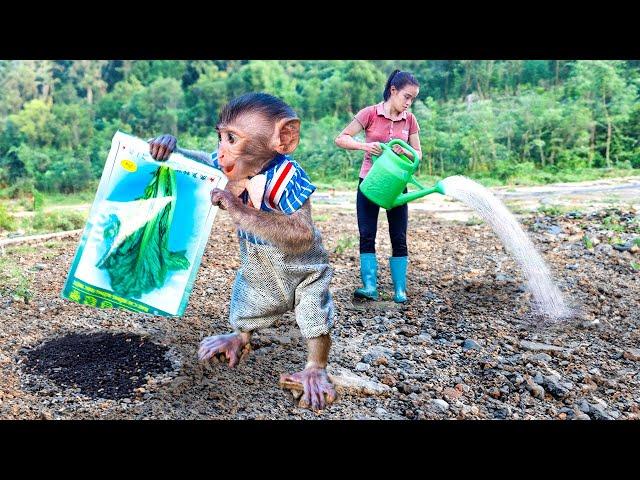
[61, 131, 227, 316]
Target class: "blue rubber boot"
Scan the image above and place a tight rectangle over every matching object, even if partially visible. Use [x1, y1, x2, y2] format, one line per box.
[354, 253, 378, 300]
[389, 256, 408, 303]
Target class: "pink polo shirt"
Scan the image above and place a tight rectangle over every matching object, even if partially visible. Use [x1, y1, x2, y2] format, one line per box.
[354, 102, 420, 178]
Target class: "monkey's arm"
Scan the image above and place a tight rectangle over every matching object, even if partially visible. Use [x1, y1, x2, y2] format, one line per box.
[175, 147, 218, 168]
[212, 189, 315, 254]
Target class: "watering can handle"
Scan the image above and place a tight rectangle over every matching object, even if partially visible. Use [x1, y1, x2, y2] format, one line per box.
[386, 139, 420, 169]
[370, 139, 420, 168]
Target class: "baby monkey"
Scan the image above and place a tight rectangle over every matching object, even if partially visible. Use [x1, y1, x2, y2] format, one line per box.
[149, 93, 336, 411]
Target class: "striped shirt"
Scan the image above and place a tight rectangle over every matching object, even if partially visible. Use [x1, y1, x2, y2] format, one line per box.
[209, 151, 316, 245]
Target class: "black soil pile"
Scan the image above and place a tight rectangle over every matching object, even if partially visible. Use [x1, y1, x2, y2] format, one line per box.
[21, 332, 173, 399]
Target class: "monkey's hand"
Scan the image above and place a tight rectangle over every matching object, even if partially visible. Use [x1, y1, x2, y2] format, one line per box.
[198, 332, 251, 368]
[279, 367, 337, 412]
[210, 188, 240, 211]
[148, 134, 177, 161]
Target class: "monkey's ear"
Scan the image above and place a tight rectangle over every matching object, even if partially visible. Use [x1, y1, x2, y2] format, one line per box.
[273, 118, 301, 155]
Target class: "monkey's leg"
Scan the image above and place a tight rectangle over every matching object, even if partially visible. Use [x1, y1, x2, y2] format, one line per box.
[279, 334, 337, 411]
[279, 258, 337, 410]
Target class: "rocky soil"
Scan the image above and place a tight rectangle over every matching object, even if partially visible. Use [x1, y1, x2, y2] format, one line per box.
[0, 203, 638, 420]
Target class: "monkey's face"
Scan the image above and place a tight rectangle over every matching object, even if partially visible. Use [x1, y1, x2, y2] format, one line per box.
[216, 113, 274, 182]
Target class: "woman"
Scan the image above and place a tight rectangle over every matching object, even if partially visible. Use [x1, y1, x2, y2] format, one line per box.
[335, 70, 421, 303]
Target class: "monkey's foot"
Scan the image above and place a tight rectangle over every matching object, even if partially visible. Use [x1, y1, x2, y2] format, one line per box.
[198, 332, 251, 368]
[279, 367, 337, 412]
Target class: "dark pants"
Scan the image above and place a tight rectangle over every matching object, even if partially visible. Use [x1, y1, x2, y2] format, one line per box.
[357, 178, 408, 257]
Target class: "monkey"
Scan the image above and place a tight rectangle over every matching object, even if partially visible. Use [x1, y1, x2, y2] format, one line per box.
[149, 92, 336, 411]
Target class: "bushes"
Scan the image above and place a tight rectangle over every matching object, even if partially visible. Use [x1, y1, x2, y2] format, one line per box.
[0, 203, 15, 231]
[30, 210, 86, 232]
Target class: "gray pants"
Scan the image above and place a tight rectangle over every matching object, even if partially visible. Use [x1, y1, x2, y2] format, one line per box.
[228, 228, 334, 339]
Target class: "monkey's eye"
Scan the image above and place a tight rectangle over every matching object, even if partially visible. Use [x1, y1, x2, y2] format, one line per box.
[216, 132, 222, 142]
[227, 133, 236, 144]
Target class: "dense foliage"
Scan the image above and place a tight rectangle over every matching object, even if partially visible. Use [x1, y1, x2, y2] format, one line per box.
[1, 60, 638, 195]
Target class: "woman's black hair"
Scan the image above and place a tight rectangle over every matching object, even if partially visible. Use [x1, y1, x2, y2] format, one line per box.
[383, 70, 419, 101]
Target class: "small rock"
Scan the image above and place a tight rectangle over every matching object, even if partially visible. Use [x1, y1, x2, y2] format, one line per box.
[398, 382, 420, 394]
[371, 355, 388, 367]
[443, 387, 463, 401]
[34, 263, 46, 270]
[399, 326, 418, 337]
[380, 374, 397, 387]
[495, 274, 514, 282]
[623, 348, 640, 362]
[530, 353, 552, 363]
[326, 367, 391, 396]
[462, 339, 481, 351]
[579, 400, 590, 413]
[431, 399, 449, 412]
[526, 378, 545, 399]
[520, 340, 564, 353]
[375, 407, 388, 416]
[489, 387, 501, 399]
[416, 334, 432, 343]
[589, 405, 614, 420]
[543, 376, 569, 399]
[612, 242, 632, 252]
[355, 362, 370, 372]
[595, 244, 613, 255]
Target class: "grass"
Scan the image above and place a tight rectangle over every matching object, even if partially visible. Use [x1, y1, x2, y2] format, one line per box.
[631, 262, 640, 271]
[333, 235, 358, 254]
[41, 184, 98, 207]
[602, 216, 626, 233]
[313, 214, 330, 223]
[537, 204, 567, 217]
[504, 202, 529, 214]
[44, 240, 64, 249]
[465, 216, 484, 226]
[6, 245, 37, 255]
[0, 252, 33, 302]
[16, 210, 87, 235]
[0, 203, 16, 231]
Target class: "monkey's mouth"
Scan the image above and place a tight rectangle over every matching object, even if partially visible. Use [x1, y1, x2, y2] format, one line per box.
[222, 165, 235, 175]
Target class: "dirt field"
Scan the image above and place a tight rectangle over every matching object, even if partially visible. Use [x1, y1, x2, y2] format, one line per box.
[1, 190, 639, 420]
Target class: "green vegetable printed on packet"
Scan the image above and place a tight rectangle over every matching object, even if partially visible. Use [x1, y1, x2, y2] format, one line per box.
[61, 131, 227, 317]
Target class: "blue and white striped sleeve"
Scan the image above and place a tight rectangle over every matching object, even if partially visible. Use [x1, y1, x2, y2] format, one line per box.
[277, 164, 316, 214]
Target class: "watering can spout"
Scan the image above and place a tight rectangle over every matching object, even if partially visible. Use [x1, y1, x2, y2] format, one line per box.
[392, 179, 446, 208]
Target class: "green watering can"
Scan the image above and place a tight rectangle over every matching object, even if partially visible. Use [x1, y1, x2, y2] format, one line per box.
[359, 139, 445, 209]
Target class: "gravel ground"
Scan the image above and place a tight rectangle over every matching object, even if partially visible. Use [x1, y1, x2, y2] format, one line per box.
[0, 203, 638, 420]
